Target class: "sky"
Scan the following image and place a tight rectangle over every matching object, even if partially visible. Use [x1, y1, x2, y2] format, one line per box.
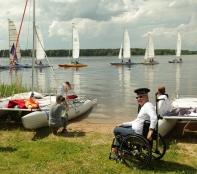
[0, 0, 197, 51]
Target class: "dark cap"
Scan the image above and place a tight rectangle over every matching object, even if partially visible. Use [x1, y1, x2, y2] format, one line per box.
[134, 88, 150, 95]
[56, 94, 64, 101]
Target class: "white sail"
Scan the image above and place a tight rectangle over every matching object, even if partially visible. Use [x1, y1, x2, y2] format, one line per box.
[72, 25, 80, 59]
[118, 43, 122, 59]
[176, 31, 181, 58]
[35, 26, 45, 60]
[144, 33, 155, 61]
[123, 28, 131, 59]
[8, 19, 21, 60]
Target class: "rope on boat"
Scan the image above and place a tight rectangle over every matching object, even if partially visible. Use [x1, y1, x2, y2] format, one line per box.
[34, 27, 59, 86]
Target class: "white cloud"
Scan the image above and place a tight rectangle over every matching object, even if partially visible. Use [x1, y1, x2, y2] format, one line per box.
[0, 0, 196, 50]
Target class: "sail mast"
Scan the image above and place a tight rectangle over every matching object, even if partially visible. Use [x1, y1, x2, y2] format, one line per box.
[31, 0, 35, 95]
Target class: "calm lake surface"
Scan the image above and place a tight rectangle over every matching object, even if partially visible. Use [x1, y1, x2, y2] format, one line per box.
[0, 55, 196, 123]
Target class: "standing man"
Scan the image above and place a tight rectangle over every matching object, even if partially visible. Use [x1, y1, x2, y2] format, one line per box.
[57, 81, 71, 98]
[49, 95, 70, 135]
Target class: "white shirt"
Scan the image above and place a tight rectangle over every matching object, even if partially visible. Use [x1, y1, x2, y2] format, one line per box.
[57, 84, 68, 97]
[158, 95, 171, 116]
[123, 102, 158, 135]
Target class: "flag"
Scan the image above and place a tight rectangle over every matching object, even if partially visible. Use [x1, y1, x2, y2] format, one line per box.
[10, 43, 18, 63]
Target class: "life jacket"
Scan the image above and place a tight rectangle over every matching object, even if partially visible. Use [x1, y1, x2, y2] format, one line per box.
[25, 97, 39, 109]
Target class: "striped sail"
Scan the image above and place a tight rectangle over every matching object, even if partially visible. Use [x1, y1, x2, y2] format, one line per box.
[72, 25, 80, 59]
[8, 19, 21, 60]
[176, 31, 181, 57]
[123, 28, 131, 59]
[35, 26, 45, 60]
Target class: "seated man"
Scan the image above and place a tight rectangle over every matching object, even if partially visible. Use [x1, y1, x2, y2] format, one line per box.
[113, 88, 158, 147]
[157, 86, 171, 116]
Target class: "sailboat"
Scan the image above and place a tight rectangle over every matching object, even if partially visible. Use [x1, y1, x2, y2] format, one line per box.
[141, 33, 159, 65]
[34, 26, 51, 68]
[110, 28, 137, 65]
[169, 31, 182, 63]
[0, 19, 31, 70]
[58, 24, 87, 68]
[0, 0, 96, 129]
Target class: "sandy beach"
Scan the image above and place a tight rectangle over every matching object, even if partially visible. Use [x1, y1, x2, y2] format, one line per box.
[67, 119, 117, 134]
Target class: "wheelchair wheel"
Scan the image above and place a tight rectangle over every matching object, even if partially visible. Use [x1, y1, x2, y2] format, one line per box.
[119, 134, 152, 170]
[151, 133, 166, 160]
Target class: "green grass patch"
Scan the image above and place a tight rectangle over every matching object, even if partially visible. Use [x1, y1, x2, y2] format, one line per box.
[0, 123, 197, 173]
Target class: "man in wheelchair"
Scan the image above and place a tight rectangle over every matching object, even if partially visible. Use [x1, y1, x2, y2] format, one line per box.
[113, 88, 157, 146]
[110, 88, 167, 169]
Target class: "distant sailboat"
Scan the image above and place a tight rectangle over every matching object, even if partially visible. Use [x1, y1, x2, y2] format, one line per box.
[58, 24, 87, 68]
[110, 28, 137, 65]
[34, 26, 51, 68]
[168, 31, 182, 63]
[0, 19, 31, 69]
[142, 33, 159, 65]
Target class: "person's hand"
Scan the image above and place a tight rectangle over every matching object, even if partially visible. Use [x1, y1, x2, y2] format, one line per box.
[116, 124, 123, 127]
[147, 130, 153, 140]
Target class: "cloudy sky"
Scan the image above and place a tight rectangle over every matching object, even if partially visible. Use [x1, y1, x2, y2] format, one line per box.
[0, 0, 196, 51]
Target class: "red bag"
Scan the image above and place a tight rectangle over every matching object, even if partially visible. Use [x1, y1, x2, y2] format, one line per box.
[7, 99, 26, 109]
[67, 95, 78, 99]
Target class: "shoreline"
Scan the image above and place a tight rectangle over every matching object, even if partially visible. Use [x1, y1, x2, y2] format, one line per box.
[67, 119, 117, 134]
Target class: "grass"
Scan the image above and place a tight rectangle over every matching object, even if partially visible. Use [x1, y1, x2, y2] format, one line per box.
[0, 84, 30, 98]
[0, 122, 197, 174]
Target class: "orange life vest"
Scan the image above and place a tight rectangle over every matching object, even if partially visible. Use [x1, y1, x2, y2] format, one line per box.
[25, 98, 39, 109]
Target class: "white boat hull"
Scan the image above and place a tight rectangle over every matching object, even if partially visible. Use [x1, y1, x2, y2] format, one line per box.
[158, 119, 178, 137]
[21, 99, 93, 129]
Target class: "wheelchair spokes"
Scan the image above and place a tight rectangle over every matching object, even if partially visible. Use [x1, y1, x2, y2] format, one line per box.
[119, 135, 152, 169]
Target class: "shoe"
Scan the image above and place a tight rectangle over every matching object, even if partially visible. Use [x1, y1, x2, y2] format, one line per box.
[110, 153, 118, 160]
[61, 129, 68, 134]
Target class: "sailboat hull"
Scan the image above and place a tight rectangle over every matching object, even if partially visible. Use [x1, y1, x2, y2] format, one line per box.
[110, 62, 138, 65]
[168, 61, 182, 63]
[0, 65, 32, 69]
[0, 64, 51, 69]
[21, 98, 93, 129]
[34, 64, 52, 68]
[158, 119, 178, 137]
[58, 64, 87, 67]
[142, 61, 159, 65]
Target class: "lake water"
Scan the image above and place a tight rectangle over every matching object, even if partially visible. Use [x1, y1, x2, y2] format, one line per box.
[0, 55, 196, 123]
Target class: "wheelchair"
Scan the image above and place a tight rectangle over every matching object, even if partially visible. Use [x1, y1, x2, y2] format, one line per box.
[109, 93, 166, 169]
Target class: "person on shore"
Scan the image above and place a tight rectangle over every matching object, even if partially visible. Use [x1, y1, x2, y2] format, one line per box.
[157, 86, 171, 116]
[57, 81, 71, 98]
[49, 95, 70, 135]
[113, 88, 158, 146]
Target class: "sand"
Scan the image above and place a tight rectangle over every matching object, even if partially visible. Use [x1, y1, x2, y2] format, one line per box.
[67, 120, 117, 134]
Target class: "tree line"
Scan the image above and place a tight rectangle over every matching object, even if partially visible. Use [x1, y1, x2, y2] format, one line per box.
[0, 48, 197, 57]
